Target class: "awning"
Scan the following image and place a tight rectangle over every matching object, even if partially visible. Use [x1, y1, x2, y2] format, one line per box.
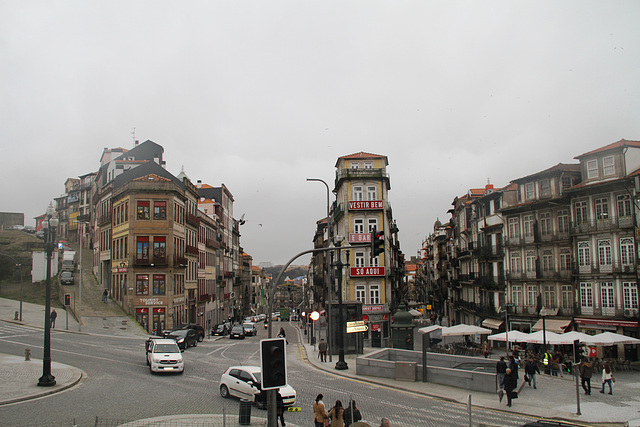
[482, 318, 504, 330]
[574, 317, 638, 329]
[531, 318, 571, 334]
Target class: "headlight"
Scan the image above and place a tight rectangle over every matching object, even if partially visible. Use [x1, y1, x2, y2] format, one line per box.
[177, 338, 184, 343]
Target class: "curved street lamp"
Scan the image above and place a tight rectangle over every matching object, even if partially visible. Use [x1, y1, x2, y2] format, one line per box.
[38, 202, 58, 387]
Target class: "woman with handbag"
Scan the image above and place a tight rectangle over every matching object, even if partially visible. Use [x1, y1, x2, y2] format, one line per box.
[313, 394, 328, 427]
[600, 363, 614, 394]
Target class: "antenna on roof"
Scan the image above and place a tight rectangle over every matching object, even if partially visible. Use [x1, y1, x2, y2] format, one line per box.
[131, 127, 136, 146]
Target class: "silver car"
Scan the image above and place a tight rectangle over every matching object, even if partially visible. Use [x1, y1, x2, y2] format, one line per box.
[219, 365, 296, 408]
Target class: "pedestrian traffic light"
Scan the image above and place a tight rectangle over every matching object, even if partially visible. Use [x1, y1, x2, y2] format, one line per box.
[573, 339, 584, 364]
[64, 294, 71, 306]
[370, 229, 384, 259]
[260, 338, 287, 390]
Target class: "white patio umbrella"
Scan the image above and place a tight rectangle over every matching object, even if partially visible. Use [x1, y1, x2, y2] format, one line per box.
[408, 309, 422, 317]
[583, 331, 640, 346]
[522, 330, 561, 344]
[417, 325, 442, 334]
[487, 330, 530, 342]
[440, 324, 492, 336]
[547, 331, 592, 345]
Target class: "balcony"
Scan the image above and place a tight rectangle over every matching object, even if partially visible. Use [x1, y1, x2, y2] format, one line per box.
[174, 255, 188, 267]
[185, 245, 199, 256]
[97, 211, 112, 226]
[475, 244, 504, 259]
[186, 212, 200, 227]
[335, 168, 388, 186]
[134, 256, 168, 267]
[476, 275, 505, 290]
[206, 238, 220, 249]
[571, 216, 634, 234]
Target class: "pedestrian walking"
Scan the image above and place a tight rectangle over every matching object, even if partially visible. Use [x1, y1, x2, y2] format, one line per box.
[276, 390, 286, 426]
[102, 289, 108, 303]
[318, 339, 328, 362]
[50, 309, 57, 328]
[343, 400, 362, 427]
[496, 356, 507, 391]
[327, 399, 344, 427]
[580, 358, 594, 395]
[313, 394, 328, 427]
[508, 355, 519, 379]
[503, 367, 518, 408]
[379, 417, 390, 427]
[524, 357, 540, 389]
[600, 363, 614, 395]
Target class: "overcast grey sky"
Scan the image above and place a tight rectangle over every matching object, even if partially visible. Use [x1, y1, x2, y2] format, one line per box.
[1, 1, 639, 265]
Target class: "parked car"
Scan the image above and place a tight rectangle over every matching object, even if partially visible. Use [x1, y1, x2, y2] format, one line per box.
[145, 337, 184, 374]
[23, 226, 36, 233]
[242, 322, 257, 336]
[220, 365, 296, 409]
[229, 325, 245, 339]
[176, 324, 205, 342]
[212, 323, 230, 336]
[166, 329, 199, 350]
[60, 271, 74, 286]
[35, 230, 45, 239]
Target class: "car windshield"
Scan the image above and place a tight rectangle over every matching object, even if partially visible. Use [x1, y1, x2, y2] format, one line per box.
[61, 272, 72, 278]
[154, 343, 180, 353]
[171, 330, 188, 337]
[232, 326, 243, 332]
[216, 325, 225, 331]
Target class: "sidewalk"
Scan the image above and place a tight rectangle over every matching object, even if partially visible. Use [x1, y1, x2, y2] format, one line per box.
[295, 326, 640, 427]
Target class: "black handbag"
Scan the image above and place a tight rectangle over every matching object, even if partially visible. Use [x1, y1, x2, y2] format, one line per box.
[511, 391, 518, 399]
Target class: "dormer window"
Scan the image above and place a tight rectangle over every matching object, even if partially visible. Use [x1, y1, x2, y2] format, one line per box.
[525, 182, 535, 200]
[587, 159, 598, 179]
[363, 161, 373, 169]
[603, 156, 615, 176]
[351, 162, 359, 169]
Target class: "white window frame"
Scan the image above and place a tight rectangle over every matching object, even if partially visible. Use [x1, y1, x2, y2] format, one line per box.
[575, 201, 588, 224]
[561, 285, 572, 309]
[600, 282, 615, 313]
[511, 285, 523, 306]
[595, 198, 609, 220]
[540, 212, 552, 235]
[367, 186, 377, 201]
[623, 282, 639, 310]
[508, 217, 520, 239]
[510, 252, 522, 273]
[355, 251, 365, 268]
[527, 285, 537, 307]
[352, 185, 363, 201]
[618, 194, 632, 217]
[367, 218, 378, 233]
[620, 237, 634, 266]
[598, 239, 612, 266]
[355, 285, 366, 303]
[578, 241, 591, 267]
[587, 159, 598, 179]
[363, 161, 373, 169]
[543, 285, 556, 309]
[369, 285, 380, 304]
[542, 251, 553, 271]
[526, 251, 536, 272]
[523, 215, 534, 237]
[350, 162, 359, 169]
[525, 182, 535, 200]
[558, 210, 569, 233]
[540, 179, 551, 197]
[560, 250, 571, 271]
[580, 282, 593, 310]
[603, 156, 615, 176]
[354, 218, 364, 234]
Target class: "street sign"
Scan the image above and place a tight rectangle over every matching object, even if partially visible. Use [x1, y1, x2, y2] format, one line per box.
[347, 324, 368, 333]
[287, 407, 301, 412]
[346, 320, 366, 328]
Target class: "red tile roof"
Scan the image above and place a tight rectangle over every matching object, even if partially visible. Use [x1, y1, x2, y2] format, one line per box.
[575, 139, 640, 159]
[336, 152, 388, 167]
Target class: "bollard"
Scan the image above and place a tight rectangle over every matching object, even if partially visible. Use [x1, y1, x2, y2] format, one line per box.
[14, 311, 19, 320]
[239, 398, 251, 425]
[25, 348, 31, 361]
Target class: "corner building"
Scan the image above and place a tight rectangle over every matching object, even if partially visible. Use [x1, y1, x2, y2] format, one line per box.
[333, 152, 397, 348]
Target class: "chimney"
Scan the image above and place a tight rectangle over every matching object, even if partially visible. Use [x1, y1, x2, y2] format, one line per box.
[197, 180, 202, 189]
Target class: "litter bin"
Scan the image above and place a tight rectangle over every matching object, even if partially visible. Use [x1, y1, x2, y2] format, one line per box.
[239, 398, 252, 425]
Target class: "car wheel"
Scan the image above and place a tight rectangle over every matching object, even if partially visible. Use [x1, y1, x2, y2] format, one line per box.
[198, 335, 204, 342]
[193, 340, 197, 347]
[220, 384, 230, 398]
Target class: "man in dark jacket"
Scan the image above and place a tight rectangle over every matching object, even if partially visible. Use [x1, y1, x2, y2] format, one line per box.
[525, 357, 540, 389]
[580, 358, 594, 395]
[503, 368, 518, 407]
[496, 356, 507, 390]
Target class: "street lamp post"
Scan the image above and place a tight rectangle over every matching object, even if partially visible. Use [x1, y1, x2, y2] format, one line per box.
[334, 243, 349, 370]
[38, 202, 58, 387]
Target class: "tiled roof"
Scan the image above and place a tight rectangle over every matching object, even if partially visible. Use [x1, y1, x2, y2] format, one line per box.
[511, 163, 581, 183]
[575, 139, 640, 159]
[335, 152, 388, 167]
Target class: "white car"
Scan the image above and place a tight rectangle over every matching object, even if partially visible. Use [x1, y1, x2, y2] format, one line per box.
[145, 338, 184, 374]
[219, 365, 296, 409]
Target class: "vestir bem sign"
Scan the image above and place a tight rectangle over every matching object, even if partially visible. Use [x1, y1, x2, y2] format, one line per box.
[350, 267, 385, 277]
[348, 200, 383, 210]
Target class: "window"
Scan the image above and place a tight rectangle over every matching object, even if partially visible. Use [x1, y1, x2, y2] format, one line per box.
[623, 282, 639, 310]
[618, 195, 632, 217]
[580, 283, 593, 308]
[601, 282, 615, 311]
[562, 176, 573, 189]
[598, 239, 612, 266]
[540, 179, 551, 197]
[543, 285, 556, 308]
[352, 185, 363, 201]
[578, 242, 590, 267]
[367, 186, 377, 200]
[523, 215, 534, 237]
[527, 285, 537, 307]
[620, 238, 634, 266]
[350, 162, 359, 169]
[542, 250, 553, 271]
[367, 218, 378, 233]
[369, 285, 380, 304]
[508, 217, 520, 239]
[603, 156, 615, 176]
[595, 198, 609, 220]
[136, 274, 149, 295]
[560, 249, 571, 271]
[153, 275, 166, 295]
[354, 218, 364, 234]
[526, 251, 536, 272]
[525, 182, 535, 200]
[355, 251, 365, 268]
[540, 212, 552, 235]
[511, 285, 523, 306]
[558, 210, 569, 233]
[561, 285, 572, 309]
[575, 201, 588, 224]
[153, 236, 166, 262]
[154, 201, 166, 220]
[136, 236, 149, 261]
[510, 252, 522, 273]
[355, 285, 366, 302]
[137, 201, 150, 220]
[587, 159, 598, 179]
[363, 161, 373, 169]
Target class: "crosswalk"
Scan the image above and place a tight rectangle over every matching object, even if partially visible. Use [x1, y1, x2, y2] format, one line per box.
[0, 322, 40, 340]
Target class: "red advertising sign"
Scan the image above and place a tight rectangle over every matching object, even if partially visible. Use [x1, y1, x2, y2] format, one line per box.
[588, 347, 597, 358]
[351, 267, 385, 277]
[136, 308, 148, 314]
[349, 233, 371, 244]
[348, 200, 383, 210]
[362, 315, 369, 322]
[153, 307, 165, 314]
[371, 323, 381, 331]
[362, 305, 384, 313]
[382, 314, 389, 321]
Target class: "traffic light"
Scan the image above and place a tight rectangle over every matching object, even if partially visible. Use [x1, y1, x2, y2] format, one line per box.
[370, 229, 384, 259]
[260, 338, 287, 390]
[573, 339, 584, 364]
[64, 294, 71, 306]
